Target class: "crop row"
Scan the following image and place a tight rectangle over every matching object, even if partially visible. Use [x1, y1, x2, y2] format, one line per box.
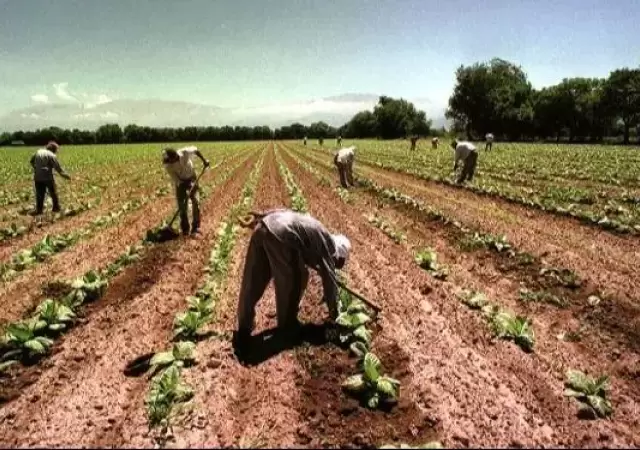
[0, 150, 251, 388]
[285, 146, 615, 420]
[144, 149, 265, 444]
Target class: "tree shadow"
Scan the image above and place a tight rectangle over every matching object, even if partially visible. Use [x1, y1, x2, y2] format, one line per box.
[233, 323, 331, 367]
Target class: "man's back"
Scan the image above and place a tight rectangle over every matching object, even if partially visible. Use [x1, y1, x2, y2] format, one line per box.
[31, 148, 60, 182]
[455, 141, 476, 160]
[336, 146, 355, 164]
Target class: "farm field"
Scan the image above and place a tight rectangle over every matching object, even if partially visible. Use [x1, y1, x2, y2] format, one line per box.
[0, 140, 639, 448]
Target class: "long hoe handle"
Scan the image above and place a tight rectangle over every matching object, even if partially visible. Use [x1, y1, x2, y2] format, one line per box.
[337, 280, 382, 313]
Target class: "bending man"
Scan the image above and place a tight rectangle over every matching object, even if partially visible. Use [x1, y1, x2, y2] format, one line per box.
[452, 139, 478, 184]
[234, 209, 351, 349]
[333, 146, 356, 188]
[163, 146, 210, 236]
[30, 141, 71, 216]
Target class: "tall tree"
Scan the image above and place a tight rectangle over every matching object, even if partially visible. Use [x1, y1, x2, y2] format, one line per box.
[372, 96, 431, 139]
[602, 68, 640, 144]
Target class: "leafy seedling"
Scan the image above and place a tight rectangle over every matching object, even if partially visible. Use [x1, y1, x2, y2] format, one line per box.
[414, 249, 448, 280]
[63, 270, 108, 308]
[34, 299, 76, 332]
[342, 352, 401, 409]
[173, 310, 211, 340]
[518, 289, 567, 308]
[2, 318, 54, 359]
[146, 365, 194, 428]
[457, 290, 489, 310]
[149, 341, 197, 374]
[564, 369, 613, 419]
[491, 311, 535, 352]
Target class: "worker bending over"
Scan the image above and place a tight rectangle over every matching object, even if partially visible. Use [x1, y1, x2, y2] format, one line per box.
[432, 137, 439, 149]
[485, 133, 494, 151]
[30, 141, 71, 216]
[162, 146, 210, 236]
[452, 139, 478, 184]
[334, 146, 356, 188]
[234, 209, 351, 350]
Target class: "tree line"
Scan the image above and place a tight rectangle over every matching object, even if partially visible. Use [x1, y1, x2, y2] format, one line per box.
[2, 58, 638, 146]
[446, 58, 640, 144]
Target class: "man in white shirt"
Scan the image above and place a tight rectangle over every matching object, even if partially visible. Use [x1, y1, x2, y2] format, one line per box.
[432, 137, 439, 149]
[303, 136, 307, 146]
[333, 146, 355, 188]
[451, 139, 478, 184]
[485, 133, 494, 151]
[337, 135, 342, 147]
[163, 146, 210, 235]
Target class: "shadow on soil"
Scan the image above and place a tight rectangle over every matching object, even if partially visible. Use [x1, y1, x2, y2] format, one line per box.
[233, 323, 330, 367]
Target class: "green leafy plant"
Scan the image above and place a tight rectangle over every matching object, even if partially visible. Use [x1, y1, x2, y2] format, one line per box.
[149, 341, 197, 372]
[540, 267, 581, 288]
[457, 290, 489, 309]
[342, 352, 401, 409]
[173, 310, 211, 340]
[367, 214, 406, 244]
[564, 369, 613, 419]
[63, 270, 108, 308]
[146, 364, 194, 428]
[491, 311, 535, 352]
[34, 299, 76, 332]
[2, 318, 54, 358]
[414, 248, 449, 280]
[518, 289, 567, 308]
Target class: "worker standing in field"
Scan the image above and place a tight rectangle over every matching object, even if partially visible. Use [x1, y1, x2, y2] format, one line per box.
[451, 139, 479, 184]
[333, 146, 356, 188]
[319, 137, 324, 146]
[162, 146, 210, 236]
[233, 208, 351, 352]
[303, 136, 307, 146]
[432, 137, 439, 149]
[485, 132, 494, 151]
[410, 136, 419, 151]
[337, 135, 342, 147]
[30, 141, 71, 216]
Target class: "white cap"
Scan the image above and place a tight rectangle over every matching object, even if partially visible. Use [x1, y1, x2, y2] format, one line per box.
[332, 234, 351, 263]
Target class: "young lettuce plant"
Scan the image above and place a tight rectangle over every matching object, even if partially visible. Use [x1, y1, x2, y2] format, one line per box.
[149, 341, 197, 372]
[146, 364, 194, 428]
[457, 290, 489, 310]
[2, 318, 54, 359]
[173, 310, 212, 340]
[335, 287, 373, 355]
[342, 352, 401, 409]
[63, 270, 108, 308]
[491, 311, 535, 352]
[564, 369, 613, 419]
[34, 298, 76, 333]
[414, 248, 448, 280]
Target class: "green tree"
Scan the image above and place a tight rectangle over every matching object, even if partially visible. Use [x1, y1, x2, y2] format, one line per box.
[602, 68, 640, 144]
[96, 123, 123, 144]
[373, 96, 431, 139]
[344, 111, 377, 138]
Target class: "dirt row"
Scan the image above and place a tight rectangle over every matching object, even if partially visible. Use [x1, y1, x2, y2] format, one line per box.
[0, 150, 252, 327]
[277, 146, 638, 447]
[0, 147, 263, 447]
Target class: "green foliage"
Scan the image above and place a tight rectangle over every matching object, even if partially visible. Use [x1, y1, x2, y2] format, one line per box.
[490, 311, 535, 352]
[518, 289, 567, 308]
[564, 369, 613, 418]
[457, 290, 489, 310]
[414, 248, 449, 280]
[63, 270, 108, 308]
[34, 299, 76, 332]
[150, 341, 197, 371]
[146, 365, 194, 428]
[367, 214, 406, 244]
[2, 318, 55, 358]
[342, 352, 401, 409]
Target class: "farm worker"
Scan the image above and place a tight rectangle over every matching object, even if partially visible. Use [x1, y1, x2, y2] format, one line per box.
[432, 137, 439, 149]
[485, 132, 494, 151]
[451, 139, 479, 184]
[319, 137, 324, 146]
[337, 135, 342, 147]
[162, 146, 210, 235]
[333, 146, 356, 188]
[410, 136, 419, 151]
[234, 209, 351, 349]
[30, 141, 71, 216]
[303, 136, 307, 146]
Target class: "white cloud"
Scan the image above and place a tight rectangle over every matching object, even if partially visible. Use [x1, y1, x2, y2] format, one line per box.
[31, 94, 49, 103]
[85, 94, 113, 109]
[100, 111, 118, 119]
[53, 82, 78, 102]
[20, 112, 40, 119]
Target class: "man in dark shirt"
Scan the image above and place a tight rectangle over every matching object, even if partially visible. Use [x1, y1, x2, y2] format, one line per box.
[30, 141, 71, 215]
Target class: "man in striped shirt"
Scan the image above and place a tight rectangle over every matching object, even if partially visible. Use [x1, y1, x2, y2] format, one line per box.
[451, 139, 478, 184]
[30, 141, 71, 215]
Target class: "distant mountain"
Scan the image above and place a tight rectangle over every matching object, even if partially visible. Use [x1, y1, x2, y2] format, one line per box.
[0, 94, 448, 131]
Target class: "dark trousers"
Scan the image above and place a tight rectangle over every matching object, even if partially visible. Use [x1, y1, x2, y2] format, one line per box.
[34, 180, 60, 215]
[237, 224, 309, 336]
[457, 151, 478, 184]
[485, 142, 493, 151]
[335, 161, 354, 188]
[176, 179, 200, 234]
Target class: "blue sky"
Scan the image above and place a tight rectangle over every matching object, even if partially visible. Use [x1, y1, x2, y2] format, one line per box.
[1, 0, 638, 128]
